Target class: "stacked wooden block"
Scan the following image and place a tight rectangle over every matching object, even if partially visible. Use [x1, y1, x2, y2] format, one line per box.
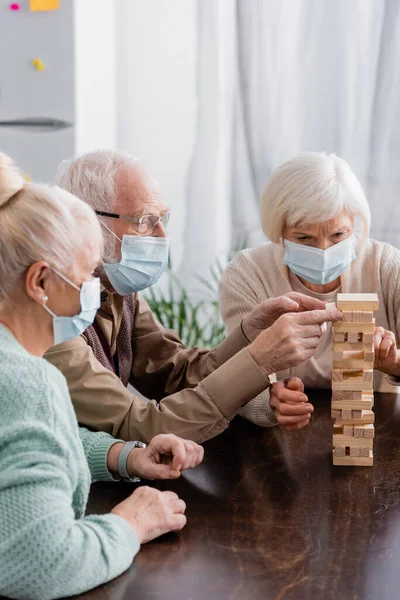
[330, 293, 379, 467]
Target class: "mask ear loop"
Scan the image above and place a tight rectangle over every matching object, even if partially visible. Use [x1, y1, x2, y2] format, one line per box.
[98, 219, 123, 243]
[51, 266, 81, 292]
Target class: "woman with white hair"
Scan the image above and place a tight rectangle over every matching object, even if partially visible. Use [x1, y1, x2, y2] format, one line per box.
[0, 153, 204, 600]
[220, 152, 400, 430]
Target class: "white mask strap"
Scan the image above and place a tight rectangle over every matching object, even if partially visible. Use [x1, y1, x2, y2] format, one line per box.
[51, 267, 81, 292]
[98, 219, 123, 243]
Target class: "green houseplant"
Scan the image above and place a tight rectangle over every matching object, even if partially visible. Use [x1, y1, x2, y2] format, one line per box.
[145, 258, 227, 348]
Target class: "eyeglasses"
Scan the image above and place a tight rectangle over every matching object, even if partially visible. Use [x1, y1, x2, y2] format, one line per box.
[95, 210, 170, 236]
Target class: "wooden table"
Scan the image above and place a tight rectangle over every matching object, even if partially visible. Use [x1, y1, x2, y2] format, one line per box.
[71, 391, 400, 599]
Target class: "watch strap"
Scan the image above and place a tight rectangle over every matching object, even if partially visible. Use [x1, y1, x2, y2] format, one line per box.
[117, 441, 146, 483]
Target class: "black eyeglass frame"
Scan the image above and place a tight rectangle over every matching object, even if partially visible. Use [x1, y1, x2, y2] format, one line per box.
[95, 210, 170, 230]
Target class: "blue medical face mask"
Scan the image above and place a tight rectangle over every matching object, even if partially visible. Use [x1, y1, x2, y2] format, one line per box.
[100, 222, 169, 295]
[282, 235, 357, 285]
[43, 268, 100, 345]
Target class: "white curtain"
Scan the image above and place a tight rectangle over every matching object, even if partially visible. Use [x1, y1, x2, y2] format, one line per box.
[181, 0, 400, 289]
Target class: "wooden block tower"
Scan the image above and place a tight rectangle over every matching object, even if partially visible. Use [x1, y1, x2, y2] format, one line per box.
[330, 293, 379, 466]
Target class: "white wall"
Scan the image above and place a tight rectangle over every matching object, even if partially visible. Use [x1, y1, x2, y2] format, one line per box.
[74, 0, 117, 154]
[116, 0, 197, 270]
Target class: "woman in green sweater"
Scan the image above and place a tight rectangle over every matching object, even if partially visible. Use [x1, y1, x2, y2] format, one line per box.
[0, 153, 204, 600]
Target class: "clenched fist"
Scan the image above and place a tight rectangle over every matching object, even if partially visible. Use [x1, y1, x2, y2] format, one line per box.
[127, 434, 204, 480]
[270, 377, 313, 431]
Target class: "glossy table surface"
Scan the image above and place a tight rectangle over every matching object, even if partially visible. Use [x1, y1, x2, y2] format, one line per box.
[56, 391, 400, 599]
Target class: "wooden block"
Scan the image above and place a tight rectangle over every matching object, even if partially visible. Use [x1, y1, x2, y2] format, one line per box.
[336, 293, 379, 311]
[333, 447, 345, 457]
[364, 350, 374, 363]
[331, 409, 342, 419]
[342, 311, 365, 323]
[332, 390, 343, 401]
[333, 360, 374, 370]
[332, 398, 373, 410]
[333, 332, 345, 343]
[332, 380, 373, 392]
[343, 425, 353, 436]
[354, 425, 364, 438]
[342, 390, 353, 400]
[362, 312, 374, 322]
[342, 369, 364, 380]
[362, 333, 373, 344]
[333, 341, 373, 352]
[332, 435, 373, 448]
[352, 410, 362, 419]
[342, 409, 352, 419]
[333, 351, 344, 361]
[335, 410, 375, 426]
[363, 370, 374, 382]
[347, 332, 360, 343]
[363, 424, 375, 438]
[360, 446, 370, 457]
[333, 321, 375, 334]
[350, 446, 361, 457]
[332, 370, 343, 381]
[332, 449, 373, 466]
[342, 311, 354, 322]
[353, 390, 363, 400]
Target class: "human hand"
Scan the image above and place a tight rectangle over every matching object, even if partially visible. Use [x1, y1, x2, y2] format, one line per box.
[270, 377, 313, 431]
[111, 486, 186, 543]
[127, 434, 204, 480]
[241, 293, 328, 342]
[373, 326, 400, 377]
[247, 307, 342, 374]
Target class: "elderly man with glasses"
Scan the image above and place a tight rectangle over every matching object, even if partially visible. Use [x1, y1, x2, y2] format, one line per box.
[45, 149, 340, 444]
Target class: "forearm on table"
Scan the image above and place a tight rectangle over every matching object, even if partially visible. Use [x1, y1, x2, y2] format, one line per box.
[118, 348, 271, 444]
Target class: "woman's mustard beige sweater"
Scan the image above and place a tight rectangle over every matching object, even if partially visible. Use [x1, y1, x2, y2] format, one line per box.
[219, 238, 400, 426]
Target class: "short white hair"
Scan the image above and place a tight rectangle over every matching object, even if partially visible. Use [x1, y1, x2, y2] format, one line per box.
[260, 152, 371, 243]
[56, 149, 138, 212]
[56, 149, 139, 262]
[0, 153, 102, 307]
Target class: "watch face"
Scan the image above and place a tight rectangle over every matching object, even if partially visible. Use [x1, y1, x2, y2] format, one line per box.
[134, 442, 146, 449]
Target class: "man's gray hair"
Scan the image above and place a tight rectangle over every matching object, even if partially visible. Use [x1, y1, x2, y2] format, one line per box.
[56, 149, 138, 212]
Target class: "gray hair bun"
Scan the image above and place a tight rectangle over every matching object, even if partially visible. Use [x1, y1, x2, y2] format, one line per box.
[0, 153, 25, 207]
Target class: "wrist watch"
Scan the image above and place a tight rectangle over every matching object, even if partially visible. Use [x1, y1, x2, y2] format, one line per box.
[117, 441, 147, 483]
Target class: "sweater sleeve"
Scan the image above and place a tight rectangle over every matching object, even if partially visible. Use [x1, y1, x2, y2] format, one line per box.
[219, 252, 277, 427]
[379, 243, 400, 389]
[79, 426, 122, 482]
[0, 397, 139, 600]
[380, 243, 400, 344]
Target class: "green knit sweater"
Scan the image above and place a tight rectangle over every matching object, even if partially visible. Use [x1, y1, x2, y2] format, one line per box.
[0, 325, 140, 600]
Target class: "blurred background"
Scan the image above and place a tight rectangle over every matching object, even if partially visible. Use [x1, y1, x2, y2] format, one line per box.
[1, 0, 400, 301]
